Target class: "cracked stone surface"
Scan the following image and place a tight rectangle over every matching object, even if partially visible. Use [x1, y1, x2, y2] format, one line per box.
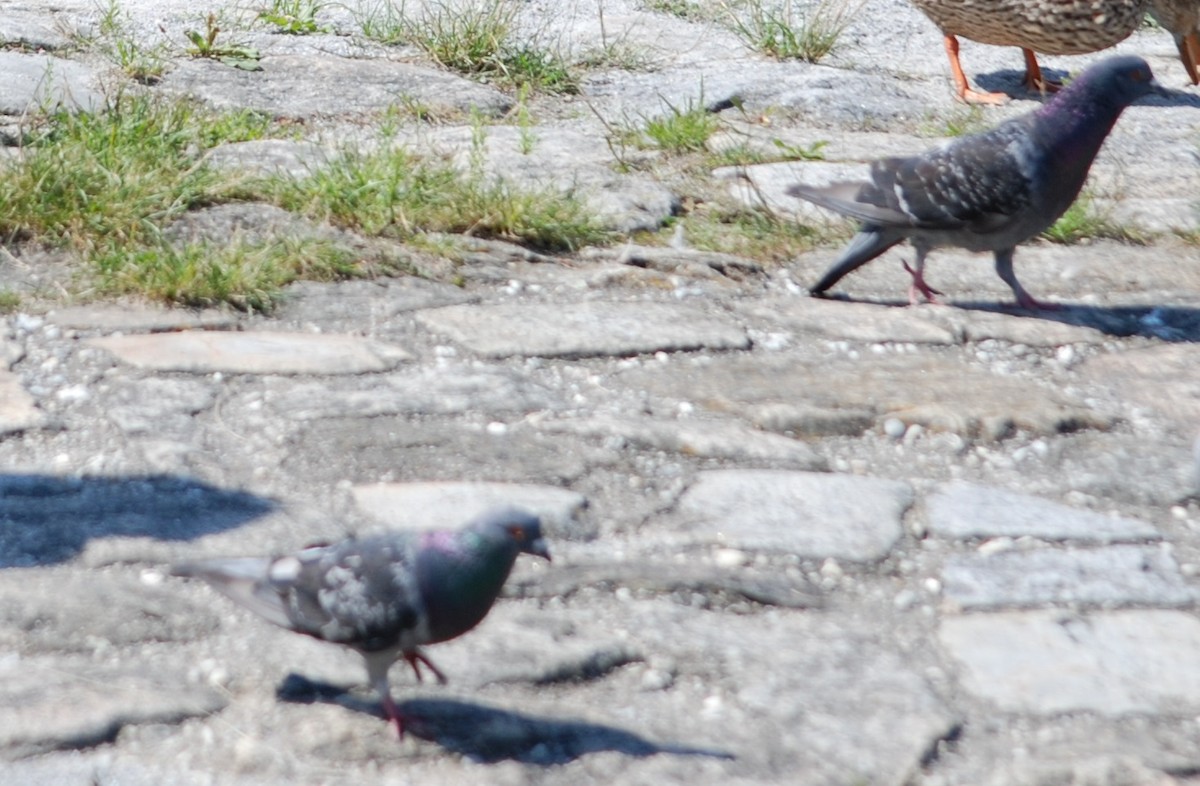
[2, 0, 1200, 783]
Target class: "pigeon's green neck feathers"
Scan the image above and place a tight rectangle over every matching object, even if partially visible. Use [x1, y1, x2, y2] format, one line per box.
[416, 526, 518, 644]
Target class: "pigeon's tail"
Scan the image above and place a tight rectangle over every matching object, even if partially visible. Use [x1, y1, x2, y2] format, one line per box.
[788, 182, 913, 227]
[172, 557, 293, 630]
[809, 227, 903, 296]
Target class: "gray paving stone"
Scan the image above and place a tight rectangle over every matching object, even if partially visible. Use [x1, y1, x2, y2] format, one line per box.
[927, 482, 1160, 542]
[940, 610, 1200, 715]
[614, 354, 1113, 440]
[942, 545, 1193, 609]
[269, 366, 559, 419]
[920, 308, 1108, 346]
[104, 378, 217, 435]
[87, 331, 411, 375]
[46, 304, 239, 333]
[1081, 344, 1200, 427]
[0, 13, 73, 50]
[0, 52, 101, 115]
[0, 370, 46, 435]
[673, 470, 912, 561]
[732, 297, 959, 344]
[351, 481, 589, 540]
[0, 655, 227, 758]
[540, 416, 827, 468]
[416, 301, 750, 359]
[162, 54, 511, 119]
[0, 569, 219, 654]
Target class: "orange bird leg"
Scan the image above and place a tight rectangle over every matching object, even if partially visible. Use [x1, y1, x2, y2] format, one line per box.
[1178, 32, 1200, 85]
[944, 34, 1009, 104]
[1021, 48, 1061, 93]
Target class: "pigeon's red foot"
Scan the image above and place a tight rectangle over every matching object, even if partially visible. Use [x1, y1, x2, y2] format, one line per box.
[404, 650, 449, 685]
[903, 260, 945, 305]
[382, 693, 405, 739]
[1015, 293, 1062, 311]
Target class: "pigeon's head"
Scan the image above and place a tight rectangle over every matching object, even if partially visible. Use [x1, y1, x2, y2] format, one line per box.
[1083, 55, 1161, 106]
[478, 508, 551, 561]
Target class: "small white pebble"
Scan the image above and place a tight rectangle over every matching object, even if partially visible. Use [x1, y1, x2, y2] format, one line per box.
[55, 384, 89, 403]
[883, 418, 907, 439]
[923, 577, 942, 594]
[140, 569, 164, 587]
[486, 421, 508, 435]
[819, 558, 843, 580]
[977, 537, 1014, 555]
[713, 548, 747, 569]
[1172, 506, 1189, 520]
[1055, 345, 1075, 365]
[677, 401, 694, 415]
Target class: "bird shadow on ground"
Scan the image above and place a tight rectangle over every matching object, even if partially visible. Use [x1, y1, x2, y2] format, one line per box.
[954, 301, 1200, 341]
[0, 473, 276, 567]
[277, 673, 736, 765]
[973, 70, 1200, 108]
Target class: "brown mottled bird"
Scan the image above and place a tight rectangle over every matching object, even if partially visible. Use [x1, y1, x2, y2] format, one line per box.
[911, 0, 1199, 103]
[1148, 0, 1200, 84]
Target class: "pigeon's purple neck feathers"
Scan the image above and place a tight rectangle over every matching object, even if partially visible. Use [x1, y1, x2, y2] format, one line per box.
[415, 523, 520, 644]
[1029, 56, 1151, 173]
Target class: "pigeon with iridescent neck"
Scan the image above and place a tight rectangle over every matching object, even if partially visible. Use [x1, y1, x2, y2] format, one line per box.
[172, 508, 550, 737]
[788, 55, 1160, 309]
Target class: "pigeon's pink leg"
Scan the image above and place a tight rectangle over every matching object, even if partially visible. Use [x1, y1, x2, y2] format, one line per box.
[381, 691, 405, 739]
[404, 649, 449, 685]
[995, 248, 1060, 310]
[902, 258, 943, 305]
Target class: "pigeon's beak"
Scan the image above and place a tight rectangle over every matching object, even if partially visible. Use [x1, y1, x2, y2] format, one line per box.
[526, 537, 551, 561]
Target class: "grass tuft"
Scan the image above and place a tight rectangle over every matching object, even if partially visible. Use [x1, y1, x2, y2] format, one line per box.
[1043, 191, 1146, 245]
[722, 0, 859, 63]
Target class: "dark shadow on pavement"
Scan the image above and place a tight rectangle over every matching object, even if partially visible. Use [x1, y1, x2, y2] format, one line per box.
[277, 673, 736, 765]
[972, 70, 1200, 108]
[0, 473, 276, 567]
[813, 293, 1200, 342]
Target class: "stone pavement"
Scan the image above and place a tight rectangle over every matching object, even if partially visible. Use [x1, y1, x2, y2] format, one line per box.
[3, 0, 1200, 784]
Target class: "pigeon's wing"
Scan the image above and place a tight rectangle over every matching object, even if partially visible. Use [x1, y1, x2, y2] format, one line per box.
[862, 122, 1035, 232]
[267, 538, 424, 651]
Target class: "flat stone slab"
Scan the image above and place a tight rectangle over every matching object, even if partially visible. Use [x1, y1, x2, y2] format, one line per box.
[350, 481, 588, 539]
[942, 545, 1193, 609]
[1080, 344, 1200, 426]
[0, 52, 101, 115]
[269, 366, 559, 419]
[87, 331, 411, 375]
[732, 297, 959, 345]
[0, 655, 227, 758]
[47, 305, 238, 333]
[939, 610, 1200, 715]
[540, 416, 827, 468]
[927, 482, 1160, 542]
[416, 301, 749, 358]
[162, 54, 511, 119]
[0, 370, 46, 435]
[672, 470, 912, 561]
[614, 354, 1113, 440]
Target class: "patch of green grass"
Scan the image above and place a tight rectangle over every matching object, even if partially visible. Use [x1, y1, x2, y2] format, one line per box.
[1043, 191, 1146, 245]
[722, 0, 860, 63]
[261, 139, 610, 251]
[640, 0, 709, 19]
[0, 290, 20, 313]
[0, 93, 290, 308]
[359, 0, 577, 93]
[185, 12, 263, 70]
[96, 0, 168, 83]
[258, 0, 329, 34]
[93, 238, 362, 311]
[675, 206, 819, 261]
[642, 97, 722, 153]
[921, 105, 989, 138]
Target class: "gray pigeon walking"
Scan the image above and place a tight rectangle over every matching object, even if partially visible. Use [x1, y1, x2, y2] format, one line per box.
[172, 507, 550, 737]
[789, 55, 1160, 309]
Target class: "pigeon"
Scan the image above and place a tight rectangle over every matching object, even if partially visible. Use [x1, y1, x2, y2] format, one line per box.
[788, 55, 1159, 309]
[172, 507, 550, 737]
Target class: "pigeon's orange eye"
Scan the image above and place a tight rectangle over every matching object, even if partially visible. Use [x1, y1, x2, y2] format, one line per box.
[508, 525, 526, 541]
